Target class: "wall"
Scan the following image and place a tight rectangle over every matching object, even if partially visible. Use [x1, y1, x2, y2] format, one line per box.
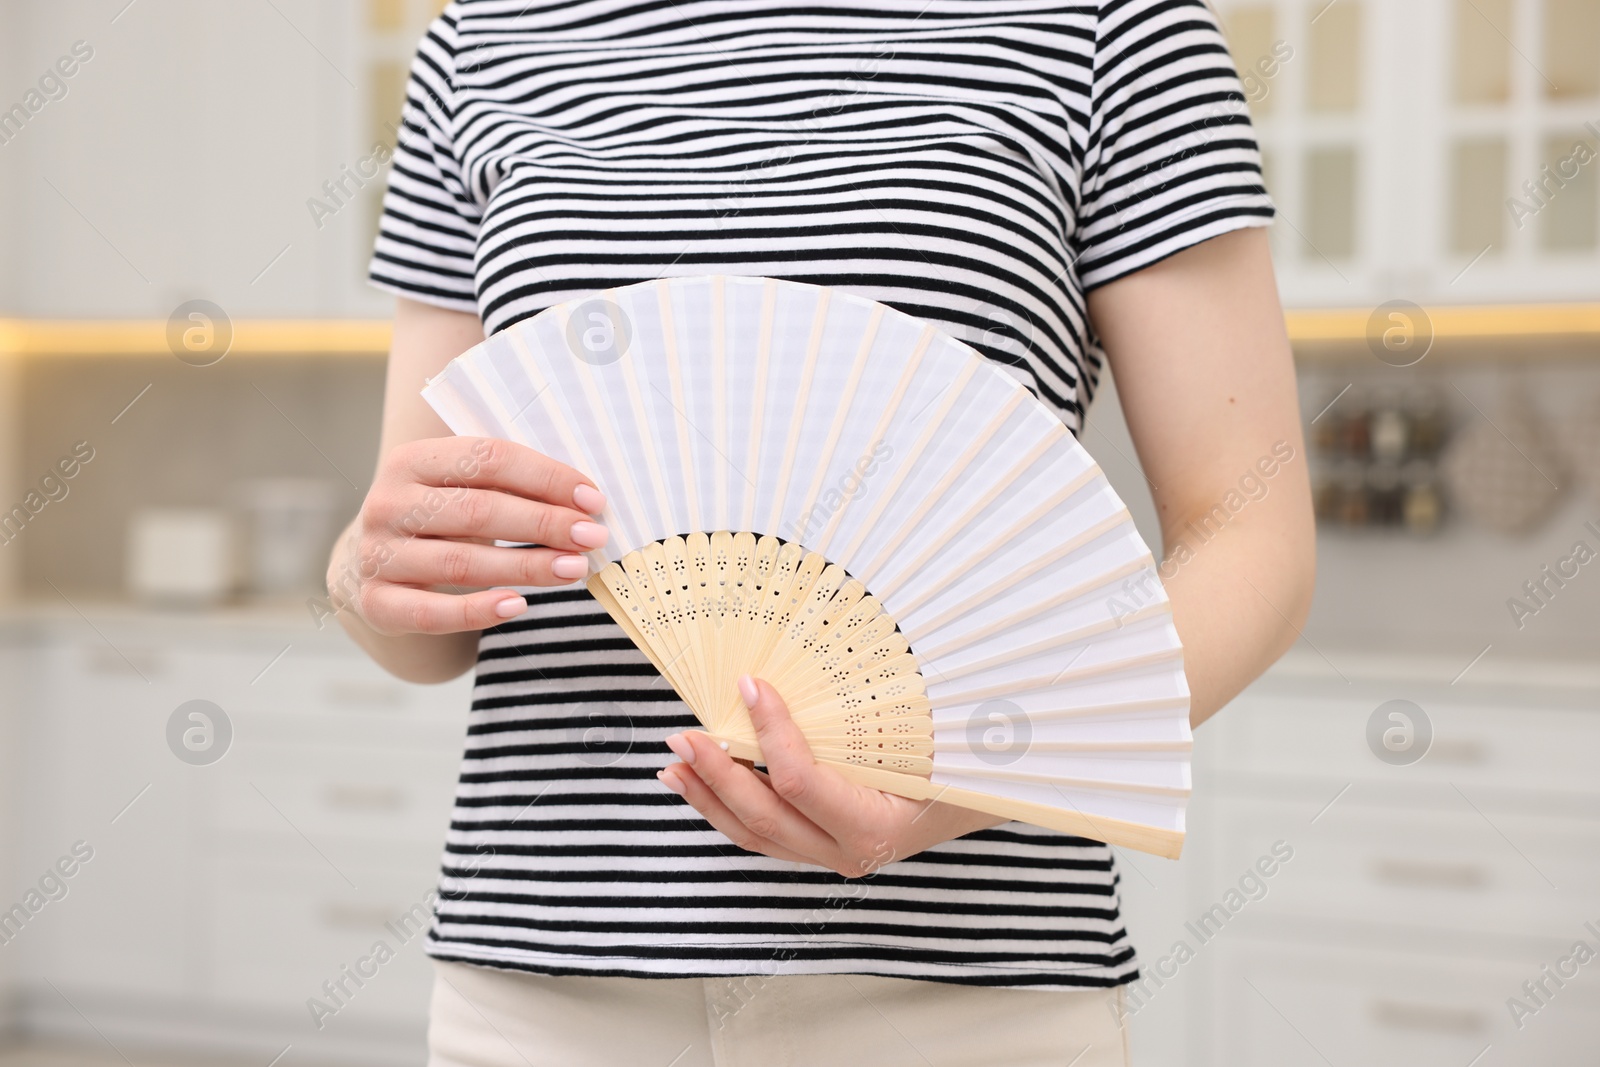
[2, 0, 390, 320]
[1085, 356, 1600, 667]
[10, 354, 384, 599]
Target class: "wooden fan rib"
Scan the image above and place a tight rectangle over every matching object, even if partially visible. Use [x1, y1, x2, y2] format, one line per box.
[812, 324, 939, 559]
[761, 575, 889, 684]
[933, 601, 1172, 684]
[655, 284, 702, 536]
[835, 358, 981, 571]
[704, 531, 734, 731]
[720, 543, 793, 726]
[929, 695, 1191, 726]
[788, 303, 885, 550]
[879, 466, 1106, 612]
[929, 763, 1191, 800]
[715, 734, 932, 777]
[588, 565, 695, 701]
[929, 647, 1187, 707]
[630, 541, 705, 713]
[788, 715, 933, 742]
[551, 303, 654, 557]
[776, 674, 930, 733]
[711, 277, 730, 532]
[742, 547, 832, 703]
[765, 289, 833, 538]
[611, 310, 678, 546]
[657, 537, 713, 714]
[901, 505, 1136, 640]
[718, 534, 773, 725]
[741, 281, 779, 535]
[742, 541, 825, 695]
[870, 418, 1067, 597]
[710, 531, 763, 733]
[911, 552, 1156, 661]
[930, 739, 1193, 754]
[503, 330, 612, 573]
[779, 632, 918, 706]
[818, 760, 1186, 858]
[683, 533, 724, 726]
[858, 388, 1028, 582]
[421, 363, 497, 439]
[758, 566, 855, 699]
[753, 560, 891, 693]
[716, 729, 1190, 857]
[455, 358, 519, 441]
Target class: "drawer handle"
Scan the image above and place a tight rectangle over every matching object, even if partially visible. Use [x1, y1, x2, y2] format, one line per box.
[1371, 858, 1488, 890]
[1370, 999, 1487, 1034]
[325, 680, 406, 708]
[85, 645, 164, 676]
[1428, 738, 1488, 765]
[321, 903, 399, 930]
[323, 784, 406, 811]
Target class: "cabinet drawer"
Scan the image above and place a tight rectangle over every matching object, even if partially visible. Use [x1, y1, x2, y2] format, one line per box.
[1212, 940, 1600, 1067]
[205, 856, 439, 1022]
[202, 742, 461, 848]
[1211, 683, 1600, 797]
[218, 648, 473, 726]
[1208, 797, 1600, 944]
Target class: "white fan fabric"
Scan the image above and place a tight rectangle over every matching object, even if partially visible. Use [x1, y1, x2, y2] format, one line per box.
[423, 275, 1191, 857]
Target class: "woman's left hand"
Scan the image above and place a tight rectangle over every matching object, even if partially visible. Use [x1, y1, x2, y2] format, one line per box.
[657, 676, 1007, 878]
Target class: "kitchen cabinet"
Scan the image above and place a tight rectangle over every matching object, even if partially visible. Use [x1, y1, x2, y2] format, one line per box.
[1119, 652, 1600, 1066]
[6, 607, 1599, 1066]
[0, 623, 32, 1021]
[8, 606, 470, 1066]
[1214, 0, 1600, 308]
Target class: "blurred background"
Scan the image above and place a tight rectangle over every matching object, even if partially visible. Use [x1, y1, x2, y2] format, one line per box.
[0, 0, 1597, 1064]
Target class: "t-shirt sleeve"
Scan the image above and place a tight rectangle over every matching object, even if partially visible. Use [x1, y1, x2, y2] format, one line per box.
[367, 5, 481, 312]
[1074, 0, 1276, 290]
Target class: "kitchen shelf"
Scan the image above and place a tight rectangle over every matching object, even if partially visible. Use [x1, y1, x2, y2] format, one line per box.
[0, 319, 392, 357]
[1289, 303, 1600, 364]
[1, 304, 1598, 359]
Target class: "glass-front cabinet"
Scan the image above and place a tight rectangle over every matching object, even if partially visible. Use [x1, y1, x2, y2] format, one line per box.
[1214, 0, 1600, 307]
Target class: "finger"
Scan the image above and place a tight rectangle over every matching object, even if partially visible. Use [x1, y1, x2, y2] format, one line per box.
[657, 764, 815, 866]
[354, 583, 533, 636]
[740, 676, 870, 830]
[381, 485, 608, 552]
[392, 437, 607, 512]
[377, 538, 592, 588]
[668, 730, 838, 860]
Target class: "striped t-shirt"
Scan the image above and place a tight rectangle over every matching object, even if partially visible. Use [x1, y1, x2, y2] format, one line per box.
[369, 0, 1272, 989]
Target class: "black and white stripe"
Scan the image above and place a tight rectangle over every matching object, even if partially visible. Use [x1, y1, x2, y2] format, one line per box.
[370, 0, 1270, 988]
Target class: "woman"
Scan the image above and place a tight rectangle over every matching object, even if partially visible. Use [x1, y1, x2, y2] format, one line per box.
[331, 1, 1315, 1063]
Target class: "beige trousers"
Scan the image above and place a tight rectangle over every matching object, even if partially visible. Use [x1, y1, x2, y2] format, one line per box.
[426, 959, 1131, 1067]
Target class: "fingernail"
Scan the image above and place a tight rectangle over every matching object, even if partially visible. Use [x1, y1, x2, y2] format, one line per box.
[657, 769, 686, 796]
[494, 595, 527, 618]
[571, 521, 610, 549]
[738, 675, 759, 709]
[573, 484, 607, 514]
[551, 554, 588, 580]
[664, 733, 696, 765]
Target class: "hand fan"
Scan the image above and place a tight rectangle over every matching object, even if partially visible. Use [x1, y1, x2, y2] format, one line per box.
[422, 275, 1192, 858]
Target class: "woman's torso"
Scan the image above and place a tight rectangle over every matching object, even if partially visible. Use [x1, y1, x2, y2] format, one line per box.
[370, 0, 1270, 987]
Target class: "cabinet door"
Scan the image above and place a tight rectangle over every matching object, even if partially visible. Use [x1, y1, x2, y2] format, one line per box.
[205, 850, 439, 1030]
[19, 634, 200, 998]
[165, 633, 470, 1021]
[0, 631, 35, 994]
[1213, 939, 1600, 1067]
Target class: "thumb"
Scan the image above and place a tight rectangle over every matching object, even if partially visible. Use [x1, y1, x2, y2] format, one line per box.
[739, 675, 813, 762]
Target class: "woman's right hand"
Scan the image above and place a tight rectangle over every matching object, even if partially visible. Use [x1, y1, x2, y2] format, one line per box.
[329, 435, 609, 637]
